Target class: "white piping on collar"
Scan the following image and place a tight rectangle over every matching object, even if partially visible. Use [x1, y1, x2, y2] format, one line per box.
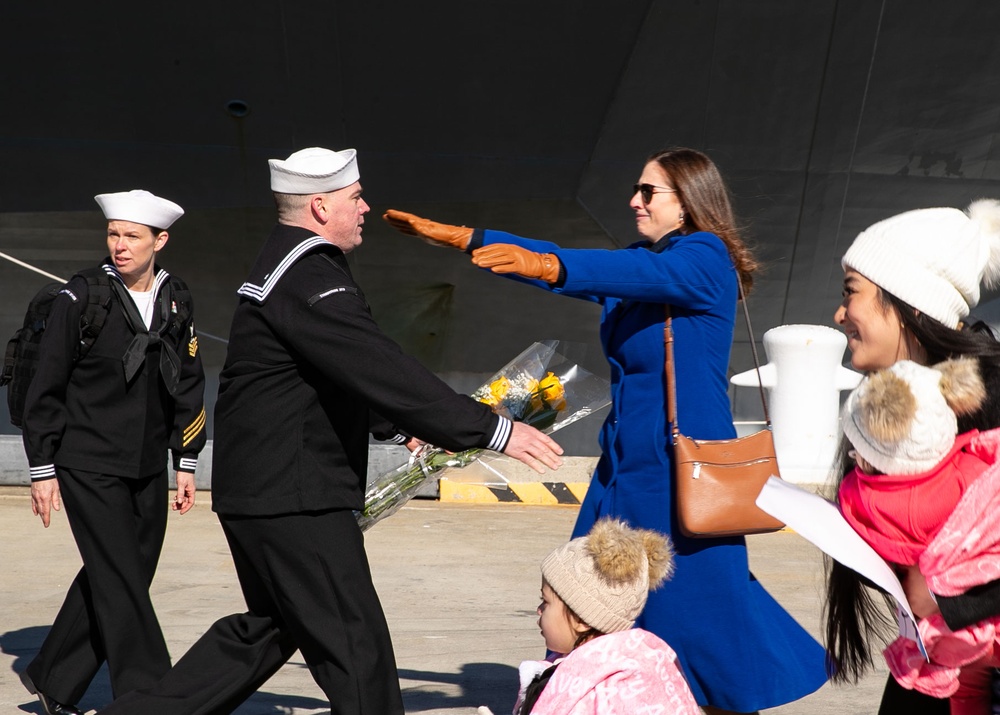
[237, 236, 328, 303]
[102, 263, 170, 295]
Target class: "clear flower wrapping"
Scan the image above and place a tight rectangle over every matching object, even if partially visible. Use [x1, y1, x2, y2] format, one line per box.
[357, 340, 611, 531]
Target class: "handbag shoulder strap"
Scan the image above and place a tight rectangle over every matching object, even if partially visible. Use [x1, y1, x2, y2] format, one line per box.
[664, 274, 771, 442]
[664, 308, 681, 443]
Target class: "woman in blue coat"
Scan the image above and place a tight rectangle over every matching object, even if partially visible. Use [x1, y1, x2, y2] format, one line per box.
[384, 148, 828, 713]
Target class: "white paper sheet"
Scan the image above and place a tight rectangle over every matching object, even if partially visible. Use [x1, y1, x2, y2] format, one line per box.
[756, 476, 926, 657]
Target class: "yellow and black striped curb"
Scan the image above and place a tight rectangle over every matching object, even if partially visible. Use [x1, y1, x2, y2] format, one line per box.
[439, 478, 589, 505]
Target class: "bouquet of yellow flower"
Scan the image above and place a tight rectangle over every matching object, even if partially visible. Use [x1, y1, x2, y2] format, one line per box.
[357, 340, 610, 531]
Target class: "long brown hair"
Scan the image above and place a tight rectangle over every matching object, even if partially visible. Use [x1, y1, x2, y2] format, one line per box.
[648, 147, 758, 295]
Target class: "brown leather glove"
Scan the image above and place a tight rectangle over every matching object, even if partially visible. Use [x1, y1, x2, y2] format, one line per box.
[382, 209, 472, 250]
[471, 244, 561, 284]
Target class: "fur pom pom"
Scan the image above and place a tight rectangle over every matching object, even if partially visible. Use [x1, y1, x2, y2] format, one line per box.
[936, 356, 985, 416]
[641, 529, 675, 590]
[968, 199, 1000, 289]
[585, 518, 675, 590]
[586, 518, 646, 585]
[857, 370, 916, 446]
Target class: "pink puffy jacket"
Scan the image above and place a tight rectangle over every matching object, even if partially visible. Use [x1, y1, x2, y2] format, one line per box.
[878, 430, 1000, 708]
[513, 629, 700, 715]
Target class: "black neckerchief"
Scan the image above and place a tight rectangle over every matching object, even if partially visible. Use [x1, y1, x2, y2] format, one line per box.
[111, 278, 182, 394]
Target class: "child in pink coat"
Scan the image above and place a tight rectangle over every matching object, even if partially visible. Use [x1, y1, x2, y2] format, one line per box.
[838, 357, 1000, 714]
[482, 517, 700, 715]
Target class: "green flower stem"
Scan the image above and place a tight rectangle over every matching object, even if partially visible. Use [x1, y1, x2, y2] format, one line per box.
[356, 447, 483, 531]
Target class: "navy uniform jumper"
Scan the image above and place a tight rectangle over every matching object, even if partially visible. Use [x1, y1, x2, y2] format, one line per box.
[22, 261, 206, 704]
[100, 223, 513, 715]
[469, 227, 829, 711]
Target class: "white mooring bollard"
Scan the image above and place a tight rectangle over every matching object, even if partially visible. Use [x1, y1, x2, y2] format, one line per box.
[731, 324, 862, 485]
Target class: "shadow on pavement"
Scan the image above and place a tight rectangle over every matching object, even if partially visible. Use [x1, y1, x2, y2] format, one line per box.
[1, 627, 329, 715]
[400, 662, 518, 713]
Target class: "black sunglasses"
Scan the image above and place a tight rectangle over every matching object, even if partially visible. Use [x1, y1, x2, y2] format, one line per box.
[633, 183, 677, 204]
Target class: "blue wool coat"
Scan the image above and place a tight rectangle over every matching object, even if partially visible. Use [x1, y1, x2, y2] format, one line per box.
[477, 228, 829, 711]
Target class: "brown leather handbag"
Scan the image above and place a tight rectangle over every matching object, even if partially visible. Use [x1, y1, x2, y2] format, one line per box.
[666, 280, 784, 538]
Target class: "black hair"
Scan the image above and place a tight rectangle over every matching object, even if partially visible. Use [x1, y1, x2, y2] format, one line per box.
[560, 593, 603, 650]
[824, 285, 1000, 681]
[881, 290, 1000, 364]
[882, 289, 1000, 431]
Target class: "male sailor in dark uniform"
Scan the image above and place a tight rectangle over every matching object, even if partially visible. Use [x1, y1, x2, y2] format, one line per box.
[97, 147, 564, 715]
[21, 190, 206, 715]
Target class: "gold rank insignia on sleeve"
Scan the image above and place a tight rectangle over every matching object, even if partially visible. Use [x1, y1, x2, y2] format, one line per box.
[183, 407, 206, 447]
[188, 336, 198, 357]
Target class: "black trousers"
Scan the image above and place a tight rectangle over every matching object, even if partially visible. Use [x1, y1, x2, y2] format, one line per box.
[27, 467, 171, 704]
[877, 674, 949, 714]
[98, 508, 404, 715]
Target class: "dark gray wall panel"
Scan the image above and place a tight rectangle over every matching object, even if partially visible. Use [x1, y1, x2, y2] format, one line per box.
[4, 0, 1000, 444]
[850, 1, 1000, 179]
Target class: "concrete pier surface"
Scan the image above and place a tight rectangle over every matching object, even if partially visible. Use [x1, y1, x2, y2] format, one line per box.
[1, 489, 886, 714]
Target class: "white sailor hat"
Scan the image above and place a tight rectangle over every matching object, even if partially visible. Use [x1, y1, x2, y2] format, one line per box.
[268, 147, 359, 195]
[94, 190, 184, 230]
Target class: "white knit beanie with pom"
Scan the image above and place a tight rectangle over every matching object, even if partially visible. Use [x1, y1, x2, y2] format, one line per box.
[540, 518, 674, 634]
[842, 199, 1000, 328]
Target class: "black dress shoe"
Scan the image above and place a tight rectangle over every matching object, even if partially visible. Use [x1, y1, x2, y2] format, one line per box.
[19, 671, 84, 715]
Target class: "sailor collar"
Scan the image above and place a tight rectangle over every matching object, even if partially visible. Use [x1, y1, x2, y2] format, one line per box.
[98, 260, 180, 392]
[238, 225, 341, 304]
[101, 260, 171, 295]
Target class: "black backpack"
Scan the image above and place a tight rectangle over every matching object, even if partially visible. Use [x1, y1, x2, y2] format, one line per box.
[1, 268, 114, 428]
